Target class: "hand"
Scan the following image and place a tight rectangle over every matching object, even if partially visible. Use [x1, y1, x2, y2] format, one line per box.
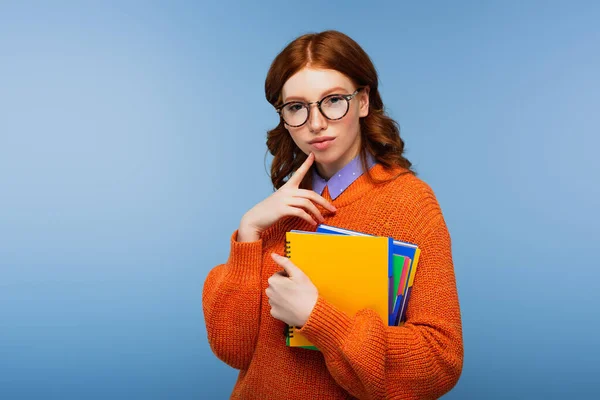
[238, 153, 337, 242]
[266, 253, 318, 327]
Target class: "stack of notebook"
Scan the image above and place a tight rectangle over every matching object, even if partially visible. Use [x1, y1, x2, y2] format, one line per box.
[285, 224, 421, 350]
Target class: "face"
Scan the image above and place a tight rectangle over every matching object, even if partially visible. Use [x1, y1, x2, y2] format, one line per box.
[280, 67, 369, 180]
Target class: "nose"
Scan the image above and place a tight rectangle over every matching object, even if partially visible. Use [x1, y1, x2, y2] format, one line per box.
[307, 103, 327, 133]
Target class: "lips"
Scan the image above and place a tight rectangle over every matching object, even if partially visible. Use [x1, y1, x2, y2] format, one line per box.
[310, 137, 335, 151]
[309, 137, 335, 144]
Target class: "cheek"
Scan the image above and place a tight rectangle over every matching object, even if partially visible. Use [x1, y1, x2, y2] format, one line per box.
[338, 111, 361, 136]
[287, 128, 309, 150]
[287, 128, 300, 141]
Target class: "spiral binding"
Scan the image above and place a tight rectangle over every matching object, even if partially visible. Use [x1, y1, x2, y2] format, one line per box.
[285, 325, 301, 338]
[284, 240, 296, 339]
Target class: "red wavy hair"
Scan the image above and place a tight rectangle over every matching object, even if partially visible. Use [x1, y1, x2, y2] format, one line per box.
[264, 30, 414, 190]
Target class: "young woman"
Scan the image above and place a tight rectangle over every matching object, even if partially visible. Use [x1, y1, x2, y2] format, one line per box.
[203, 30, 463, 399]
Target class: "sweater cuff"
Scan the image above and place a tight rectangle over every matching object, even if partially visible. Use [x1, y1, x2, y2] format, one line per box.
[226, 229, 263, 281]
[297, 296, 353, 354]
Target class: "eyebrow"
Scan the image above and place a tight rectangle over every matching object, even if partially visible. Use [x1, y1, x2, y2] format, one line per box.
[283, 86, 350, 103]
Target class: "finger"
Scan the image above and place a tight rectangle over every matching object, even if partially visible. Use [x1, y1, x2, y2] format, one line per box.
[285, 152, 314, 187]
[286, 206, 318, 226]
[268, 273, 285, 286]
[270, 307, 280, 320]
[287, 197, 325, 224]
[294, 189, 337, 212]
[271, 253, 302, 278]
[275, 270, 289, 278]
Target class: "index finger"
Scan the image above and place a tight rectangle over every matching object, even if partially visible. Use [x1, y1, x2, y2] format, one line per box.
[286, 152, 315, 187]
[295, 189, 337, 212]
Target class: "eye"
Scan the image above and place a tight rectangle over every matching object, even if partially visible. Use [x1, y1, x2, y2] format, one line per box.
[324, 95, 344, 105]
[324, 94, 346, 107]
[284, 103, 305, 113]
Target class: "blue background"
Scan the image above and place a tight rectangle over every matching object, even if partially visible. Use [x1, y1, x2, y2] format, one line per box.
[1, 1, 598, 399]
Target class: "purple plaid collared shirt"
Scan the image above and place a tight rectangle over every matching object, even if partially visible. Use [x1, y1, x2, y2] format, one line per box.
[312, 153, 377, 200]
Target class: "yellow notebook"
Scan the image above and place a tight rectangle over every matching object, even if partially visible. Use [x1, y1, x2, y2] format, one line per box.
[285, 231, 392, 350]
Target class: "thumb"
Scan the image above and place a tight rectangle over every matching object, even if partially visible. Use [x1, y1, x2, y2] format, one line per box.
[271, 253, 304, 278]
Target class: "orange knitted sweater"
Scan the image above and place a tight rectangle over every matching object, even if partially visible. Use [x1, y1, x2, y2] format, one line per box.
[202, 164, 463, 399]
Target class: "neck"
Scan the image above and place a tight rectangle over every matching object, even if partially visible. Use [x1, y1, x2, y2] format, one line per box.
[315, 147, 362, 180]
[315, 163, 335, 181]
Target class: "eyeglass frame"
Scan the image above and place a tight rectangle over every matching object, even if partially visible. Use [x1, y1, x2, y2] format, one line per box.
[275, 87, 365, 127]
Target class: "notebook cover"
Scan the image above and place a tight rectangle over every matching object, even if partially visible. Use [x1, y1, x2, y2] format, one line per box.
[397, 247, 421, 325]
[316, 224, 418, 325]
[285, 231, 391, 350]
[316, 224, 418, 272]
[391, 255, 410, 324]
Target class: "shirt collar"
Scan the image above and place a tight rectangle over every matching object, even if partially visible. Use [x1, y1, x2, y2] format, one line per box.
[312, 153, 376, 200]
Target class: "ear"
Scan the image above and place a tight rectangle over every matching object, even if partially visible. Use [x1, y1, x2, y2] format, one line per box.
[358, 86, 370, 118]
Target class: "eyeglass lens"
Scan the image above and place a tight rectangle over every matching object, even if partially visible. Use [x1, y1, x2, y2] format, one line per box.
[281, 95, 349, 126]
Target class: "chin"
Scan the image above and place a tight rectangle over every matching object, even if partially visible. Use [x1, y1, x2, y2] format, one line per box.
[313, 152, 338, 164]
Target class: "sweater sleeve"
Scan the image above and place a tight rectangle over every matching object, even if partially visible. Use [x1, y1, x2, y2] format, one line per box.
[296, 215, 463, 399]
[202, 230, 263, 370]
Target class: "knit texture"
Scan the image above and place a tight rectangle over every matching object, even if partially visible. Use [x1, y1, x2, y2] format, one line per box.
[202, 164, 463, 399]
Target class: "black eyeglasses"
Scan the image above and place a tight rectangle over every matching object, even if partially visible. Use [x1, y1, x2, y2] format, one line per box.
[276, 87, 364, 127]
